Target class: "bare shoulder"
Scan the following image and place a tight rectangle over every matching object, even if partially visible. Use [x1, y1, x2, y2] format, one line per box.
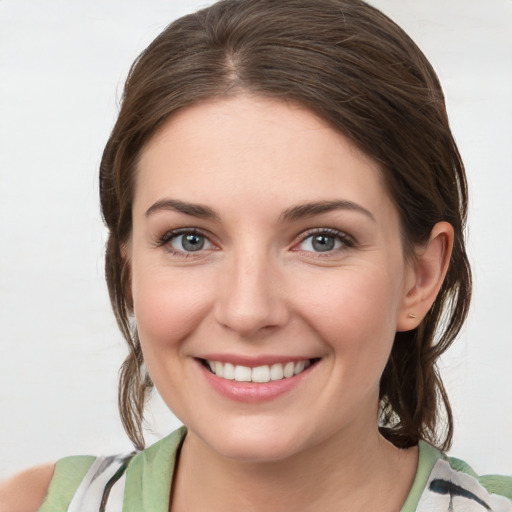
[0, 463, 55, 512]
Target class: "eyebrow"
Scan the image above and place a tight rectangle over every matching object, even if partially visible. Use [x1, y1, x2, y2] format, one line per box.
[145, 198, 375, 223]
[280, 200, 376, 223]
[145, 199, 219, 220]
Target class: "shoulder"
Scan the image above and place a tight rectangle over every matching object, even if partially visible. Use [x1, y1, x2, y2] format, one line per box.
[446, 455, 512, 500]
[418, 453, 512, 511]
[0, 428, 187, 512]
[408, 442, 512, 512]
[0, 455, 97, 512]
[0, 463, 55, 512]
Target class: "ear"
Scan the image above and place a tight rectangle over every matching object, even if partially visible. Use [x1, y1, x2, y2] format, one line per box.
[397, 221, 454, 332]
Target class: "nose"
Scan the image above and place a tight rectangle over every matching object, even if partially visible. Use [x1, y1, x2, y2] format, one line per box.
[214, 249, 289, 338]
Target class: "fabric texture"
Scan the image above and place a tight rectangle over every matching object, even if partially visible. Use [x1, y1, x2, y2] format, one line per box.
[38, 426, 512, 511]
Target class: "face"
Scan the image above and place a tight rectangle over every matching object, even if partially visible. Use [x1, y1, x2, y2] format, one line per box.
[129, 95, 416, 462]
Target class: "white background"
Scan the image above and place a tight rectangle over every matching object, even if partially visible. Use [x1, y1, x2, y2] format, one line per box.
[0, 0, 511, 478]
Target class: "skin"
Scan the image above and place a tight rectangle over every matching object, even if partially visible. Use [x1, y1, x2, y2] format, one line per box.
[0, 95, 452, 511]
[128, 95, 453, 511]
[0, 463, 54, 512]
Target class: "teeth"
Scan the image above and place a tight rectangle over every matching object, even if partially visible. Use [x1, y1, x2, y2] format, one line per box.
[294, 360, 305, 375]
[252, 365, 270, 383]
[214, 361, 224, 378]
[234, 365, 252, 382]
[270, 363, 284, 381]
[223, 362, 235, 380]
[283, 362, 295, 378]
[206, 359, 313, 382]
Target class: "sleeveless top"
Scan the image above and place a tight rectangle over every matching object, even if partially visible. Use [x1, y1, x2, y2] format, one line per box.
[38, 427, 512, 512]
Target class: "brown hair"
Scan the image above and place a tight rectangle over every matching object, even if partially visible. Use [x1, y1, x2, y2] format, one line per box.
[100, 0, 471, 451]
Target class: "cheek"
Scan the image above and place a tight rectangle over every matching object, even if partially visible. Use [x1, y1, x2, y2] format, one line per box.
[302, 268, 401, 319]
[292, 265, 403, 356]
[131, 265, 213, 351]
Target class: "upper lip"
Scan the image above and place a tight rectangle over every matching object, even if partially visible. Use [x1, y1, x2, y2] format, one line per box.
[197, 354, 319, 367]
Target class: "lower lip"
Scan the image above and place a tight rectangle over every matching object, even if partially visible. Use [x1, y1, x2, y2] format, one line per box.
[197, 360, 317, 403]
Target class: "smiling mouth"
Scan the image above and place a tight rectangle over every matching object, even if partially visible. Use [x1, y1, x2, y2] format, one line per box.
[200, 358, 320, 383]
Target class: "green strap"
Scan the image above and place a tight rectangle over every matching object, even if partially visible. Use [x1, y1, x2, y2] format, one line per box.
[400, 441, 442, 512]
[38, 455, 96, 511]
[123, 426, 186, 512]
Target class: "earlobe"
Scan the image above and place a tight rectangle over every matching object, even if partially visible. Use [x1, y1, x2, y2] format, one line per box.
[397, 221, 454, 332]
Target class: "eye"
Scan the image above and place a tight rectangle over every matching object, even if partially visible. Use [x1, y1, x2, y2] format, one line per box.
[171, 233, 209, 252]
[158, 229, 215, 255]
[295, 229, 353, 253]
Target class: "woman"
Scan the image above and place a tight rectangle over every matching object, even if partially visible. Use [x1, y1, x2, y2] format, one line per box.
[1, 0, 510, 510]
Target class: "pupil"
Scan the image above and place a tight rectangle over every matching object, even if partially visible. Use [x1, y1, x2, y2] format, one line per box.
[312, 235, 334, 252]
[182, 234, 204, 251]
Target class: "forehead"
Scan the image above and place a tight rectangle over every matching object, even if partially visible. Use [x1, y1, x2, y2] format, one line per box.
[134, 95, 394, 220]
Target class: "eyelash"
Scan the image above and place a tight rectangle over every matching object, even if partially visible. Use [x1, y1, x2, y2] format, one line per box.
[156, 227, 355, 257]
[293, 228, 355, 255]
[156, 228, 215, 258]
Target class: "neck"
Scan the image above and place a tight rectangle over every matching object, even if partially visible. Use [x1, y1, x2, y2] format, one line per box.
[170, 422, 418, 512]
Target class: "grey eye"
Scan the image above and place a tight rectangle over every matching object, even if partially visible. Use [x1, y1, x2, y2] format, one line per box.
[311, 234, 335, 252]
[299, 233, 343, 252]
[171, 233, 206, 252]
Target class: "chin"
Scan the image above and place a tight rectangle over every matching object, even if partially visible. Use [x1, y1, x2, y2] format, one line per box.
[212, 437, 305, 463]
[192, 419, 313, 463]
